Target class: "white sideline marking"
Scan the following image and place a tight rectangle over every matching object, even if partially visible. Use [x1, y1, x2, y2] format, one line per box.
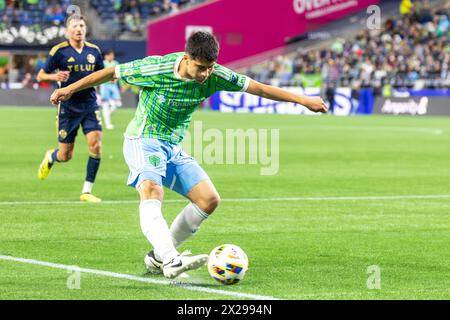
[310, 125, 445, 135]
[0, 255, 278, 300]
[296, 289, 450, 298]
[1, 194, 450, 206]
[1, 255, 446, 299]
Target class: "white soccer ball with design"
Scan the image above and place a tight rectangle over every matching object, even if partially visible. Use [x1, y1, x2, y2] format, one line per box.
[207, 244, 249, 285]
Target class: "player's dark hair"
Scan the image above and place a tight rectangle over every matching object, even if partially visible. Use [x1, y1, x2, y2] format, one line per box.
[65, 13, 85, 27]
[185, 31, 219, 62]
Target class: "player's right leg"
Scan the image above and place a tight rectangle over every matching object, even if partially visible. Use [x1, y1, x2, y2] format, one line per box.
[123, 137, 207, 278]
[160, 148, 219, 250]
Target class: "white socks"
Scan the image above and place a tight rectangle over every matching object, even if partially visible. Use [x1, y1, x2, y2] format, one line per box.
[169, 203, 209, 248]
[47, 151, 54, 164]
[140, 199, 179, 264]
[110, 99, 121, 113]
[82, 181, 93, 194]
[102, 102, 112, 128]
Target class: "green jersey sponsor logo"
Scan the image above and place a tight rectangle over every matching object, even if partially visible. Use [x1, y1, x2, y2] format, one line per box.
[149, 155, 161, 167]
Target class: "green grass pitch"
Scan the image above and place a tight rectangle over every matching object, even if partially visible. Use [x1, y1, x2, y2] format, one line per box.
[0, 106, 449, 300]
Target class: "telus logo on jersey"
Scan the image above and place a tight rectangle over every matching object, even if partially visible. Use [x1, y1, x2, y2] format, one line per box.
[66, 54, 96, 72]
[67, 64, 96, 72]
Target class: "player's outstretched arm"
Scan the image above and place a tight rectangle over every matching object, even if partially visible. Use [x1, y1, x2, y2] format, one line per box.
[245, 79, 328, 113]
[50, 66, 116, 105]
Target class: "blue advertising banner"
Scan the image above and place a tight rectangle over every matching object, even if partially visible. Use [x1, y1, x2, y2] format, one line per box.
[210, 87, 374, 116]
[392, 89, 450, 97]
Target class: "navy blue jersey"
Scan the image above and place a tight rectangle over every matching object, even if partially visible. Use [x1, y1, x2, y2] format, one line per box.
[43, 41, 104, 112]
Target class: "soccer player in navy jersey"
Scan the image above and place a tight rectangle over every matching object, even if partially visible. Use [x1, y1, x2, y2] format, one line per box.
[37, 14, 104, 202]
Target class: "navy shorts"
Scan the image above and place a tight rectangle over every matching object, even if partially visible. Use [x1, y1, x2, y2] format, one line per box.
[57, 106, 102, 143]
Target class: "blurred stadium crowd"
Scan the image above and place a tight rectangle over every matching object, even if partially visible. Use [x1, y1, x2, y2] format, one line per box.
[0, 0, 200, 87]
[0, 0, 197, 34]
[0, 0, 449, 93]
[245, 0, 450, 91]
[91, 0, 199, 36]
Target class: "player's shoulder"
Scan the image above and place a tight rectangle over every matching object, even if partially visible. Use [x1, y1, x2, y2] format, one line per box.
[212, 63, 235, 80]
[164, 52, 184, 61]
[148, 52, 182, 64]
[85, 41, 102, 54]
[49, 41, 69, 56]
[138, 53, 179, 66]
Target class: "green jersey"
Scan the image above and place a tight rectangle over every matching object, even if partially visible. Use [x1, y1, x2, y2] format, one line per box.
[115, 52, 250, 144]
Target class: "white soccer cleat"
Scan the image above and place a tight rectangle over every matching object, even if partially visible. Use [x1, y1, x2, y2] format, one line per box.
[163, 253, 208, 279]
[144, 250, 163, 274]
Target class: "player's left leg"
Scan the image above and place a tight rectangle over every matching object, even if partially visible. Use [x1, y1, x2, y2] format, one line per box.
[162, 152, 220, 251]
[171, 180, 220, 249]
[80, 110, 103, 202]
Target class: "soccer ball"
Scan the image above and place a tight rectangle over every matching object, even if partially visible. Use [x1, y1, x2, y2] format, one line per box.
[207, 244, 249, 285]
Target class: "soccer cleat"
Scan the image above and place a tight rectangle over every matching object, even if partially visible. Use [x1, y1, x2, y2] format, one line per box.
[163, 253, 208, 279]
[105, 124, 114, 130]
[144, 250, 163, 274]
[38, 149, 54, 180]
[80, 193, 102, 203]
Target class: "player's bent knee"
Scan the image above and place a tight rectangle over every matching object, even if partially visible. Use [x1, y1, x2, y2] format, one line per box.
[210, 193, 221, 211]
[89, 142, 102, 158]
[197, 193, 221, 214]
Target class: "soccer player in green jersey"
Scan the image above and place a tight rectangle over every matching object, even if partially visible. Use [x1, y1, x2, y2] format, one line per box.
[50, 32, 327, 278]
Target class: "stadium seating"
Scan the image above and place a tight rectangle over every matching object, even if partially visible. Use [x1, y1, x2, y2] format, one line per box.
[89, 0, 195, 36]
[0, 0, 71, 28]
[248, 2, 450, 90]
[0, 0, 196, 35]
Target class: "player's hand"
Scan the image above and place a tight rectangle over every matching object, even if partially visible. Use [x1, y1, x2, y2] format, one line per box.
[54, 71, 70, 82]
[303, 96, 328, 113]
[50, 88, 73, 105]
